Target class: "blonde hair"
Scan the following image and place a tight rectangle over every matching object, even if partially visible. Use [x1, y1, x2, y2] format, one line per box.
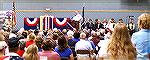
[27, 33, 36, 40]
[23, 44, 39, 60]
[107, 23, 136, 60]
[138, 13, 150, 29]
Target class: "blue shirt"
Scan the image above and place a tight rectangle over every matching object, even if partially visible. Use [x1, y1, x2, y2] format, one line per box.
[54, 47, 72, 58]
[72, 38, 80, 42]
[68, 39, 77, 47]
[87, 40, 96, 50]
[131, 29, 150, 59]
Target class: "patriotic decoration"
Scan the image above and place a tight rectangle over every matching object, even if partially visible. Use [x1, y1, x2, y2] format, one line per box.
[24, 15, 74, 30]
[0, 10, 13, 30]
[12, 1, 16, 26]
[39, 16, 54, 30]
[53, 18, 70, 30]
[24, 18, 39, 30]
[53, 18, 69, 27]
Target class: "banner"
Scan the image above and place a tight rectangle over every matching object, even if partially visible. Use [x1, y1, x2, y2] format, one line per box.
[39, 16, 54, 30]
[25, 16, 74, 30]
[53, 18, 70, 30]
[24, 17, 39, 30]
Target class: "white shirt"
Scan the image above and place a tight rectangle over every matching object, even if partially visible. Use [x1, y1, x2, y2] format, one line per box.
[72, 14, 82, 21]
[4, 52, 20, 60]
[98, 39, 109, 57]
[75, 39, 93, 51]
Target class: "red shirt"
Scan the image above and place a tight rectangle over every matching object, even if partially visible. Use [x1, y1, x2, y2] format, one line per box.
[26, 40, 34, 48]
[17, 50, 25, 57]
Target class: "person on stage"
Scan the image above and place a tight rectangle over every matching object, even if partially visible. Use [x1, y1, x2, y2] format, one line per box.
[72, 11, 82, 30]
[127, 18, 135, 36]
[86, 19, 95, 30]
[106, 18, 116, 32]
[95, 19, 104, 30]
[118, 18, 123, 23]
[102, 19, 108, 29]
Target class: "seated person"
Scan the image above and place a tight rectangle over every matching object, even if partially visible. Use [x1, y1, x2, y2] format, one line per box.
[23, 44, 39, 60]
[5, 37, 24, 60]
[75, 32, 93, 51]
[17, 41, 26, 57]
[98, 23, 136, 60]
[54, 35, 73, 60]
[39, 40, 60, 60]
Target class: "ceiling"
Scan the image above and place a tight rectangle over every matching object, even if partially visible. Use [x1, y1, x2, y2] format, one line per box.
[1, 0, 150, 3]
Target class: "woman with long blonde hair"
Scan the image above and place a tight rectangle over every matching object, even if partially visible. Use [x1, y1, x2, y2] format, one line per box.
[23, 44, 39, 60]
[98, 23, 136, 60]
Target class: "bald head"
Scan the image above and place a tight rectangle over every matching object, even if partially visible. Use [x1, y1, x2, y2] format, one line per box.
[80, 32, 86, 39]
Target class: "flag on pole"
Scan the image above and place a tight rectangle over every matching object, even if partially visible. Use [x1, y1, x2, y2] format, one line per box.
[12, 1, 16, 27]
[12, 11, 16, 25]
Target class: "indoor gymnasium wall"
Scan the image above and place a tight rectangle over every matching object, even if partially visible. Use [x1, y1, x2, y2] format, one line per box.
[0, 0, 150, 30]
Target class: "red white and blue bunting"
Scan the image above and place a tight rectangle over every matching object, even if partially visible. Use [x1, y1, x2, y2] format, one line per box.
[53, 18, 69, 27]
[24, 18, 39, 30]
[24, 18, 39, 26]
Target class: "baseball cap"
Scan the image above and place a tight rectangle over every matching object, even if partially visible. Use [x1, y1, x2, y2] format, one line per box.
[8, 37, 19, 48]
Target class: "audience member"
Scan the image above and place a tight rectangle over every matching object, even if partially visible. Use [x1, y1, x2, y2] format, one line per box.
[131, 13, 150, 60]
[67, 34, 76, 48]
[75, 32, 93, 51]
[98, 23, 136, 60]
[46, 33, 57, 49]
[34, 29, 39, 36]
[39, 40, 60, 60]
[54, 35, 73, 60]
[72, 32, 80, 42]
[17, 41, 26, 57]
[26, 33, 36, 48]
[23, 44, 39, 60]
[0, 34, 7, 59]
[35, 36, 44, 52]
[52, 33, 59, 43]
[9, 30, 17, 38]
[22, 31, 28, 39]
[5, 37, 24, 60]
[62, 29, 67, 35]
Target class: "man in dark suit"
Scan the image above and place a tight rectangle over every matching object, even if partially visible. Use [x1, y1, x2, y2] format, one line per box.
[95, 19, 104, 29]
[86, 19, 94, 30]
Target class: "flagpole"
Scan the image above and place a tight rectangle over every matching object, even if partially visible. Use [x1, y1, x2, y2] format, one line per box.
[81, 3, 85, 29]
